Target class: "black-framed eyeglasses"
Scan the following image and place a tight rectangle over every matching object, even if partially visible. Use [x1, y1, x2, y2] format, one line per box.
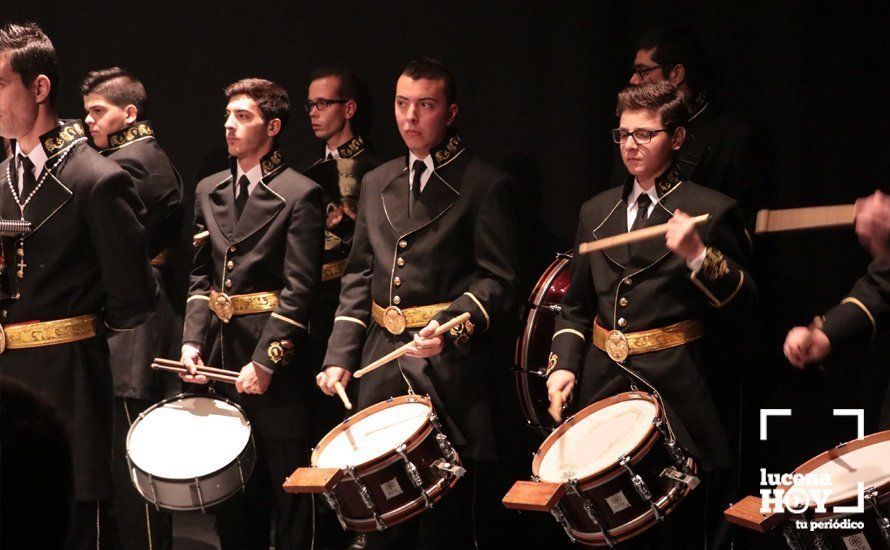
[304, 99, 347, 112]
[611, 128, 669, 144]
[631, 65, 662, 80]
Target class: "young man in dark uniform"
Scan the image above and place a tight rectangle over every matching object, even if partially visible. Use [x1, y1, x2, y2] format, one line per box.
[80, 66, 182, 550]
[547, 82, 756, 549]
[317, 58, 520, 549]
[180, 78, 324, 550]
[0, 22, 157, 549]
[303, 65, 381, 550]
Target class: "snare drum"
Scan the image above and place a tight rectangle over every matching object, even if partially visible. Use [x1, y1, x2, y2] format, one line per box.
[515, 251, 572, 432]
[126, 394, 256, 511]
[504, 392, 699, 547]
[284, 395, 465, 532]
[779, 430, 890, 549]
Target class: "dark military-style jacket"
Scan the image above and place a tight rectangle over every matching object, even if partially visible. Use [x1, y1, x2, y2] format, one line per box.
[183, 149, 324, 439]
[100, 121, 184, 399]
[308, 134, 380, 169]
[821, 260, 890, 348]
[323, 135, 520, 461]
[0, 121, 157, 500]
[550, 168, 756, 470]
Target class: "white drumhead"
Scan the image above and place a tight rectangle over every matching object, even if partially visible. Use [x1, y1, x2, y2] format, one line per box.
[127, 396, 250, 479]
[315, 402, 431, 468]
[537, 398, 658, 482]
[792, 439, 890, 504]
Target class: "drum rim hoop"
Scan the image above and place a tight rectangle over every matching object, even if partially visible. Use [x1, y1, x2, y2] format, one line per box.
[788, 429, 890, 508]
[532, 391, 662, 481]
[311, 394, 434, 468]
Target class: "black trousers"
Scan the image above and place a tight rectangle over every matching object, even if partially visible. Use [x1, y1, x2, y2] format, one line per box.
[65, 501, 116, 550]
[111, 397, 173, 550]
[363, 458, 479, 550]
[213, 436, 313, 550]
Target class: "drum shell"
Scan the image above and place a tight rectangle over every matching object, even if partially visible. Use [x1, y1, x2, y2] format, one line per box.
[515, 252, 572, 432]
[126, 394, 256, 512]
[329, 423, 461, 532]
[784, 493, 890, 550]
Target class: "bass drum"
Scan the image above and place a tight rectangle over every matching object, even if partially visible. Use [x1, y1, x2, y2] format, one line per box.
[515, 251, 572, 432]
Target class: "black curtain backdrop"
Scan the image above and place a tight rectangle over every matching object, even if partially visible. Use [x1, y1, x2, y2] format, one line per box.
[6, 1, 890, 547]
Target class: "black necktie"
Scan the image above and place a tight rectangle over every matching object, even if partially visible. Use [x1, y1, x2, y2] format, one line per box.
[630, 193, 653, 232]
[234, 175, 250, 220]
[326, 153, 333, 160]
[410, 160, 426, 215]
[18, 154, 36, 198]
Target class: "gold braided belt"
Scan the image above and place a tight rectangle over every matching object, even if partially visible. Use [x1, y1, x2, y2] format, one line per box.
[150, 248, 175, 268]
[593, 318, 704, 363]
[371, 300, 450, 336]
[0, 314, 100, 354]
[209, 290, 280, 323]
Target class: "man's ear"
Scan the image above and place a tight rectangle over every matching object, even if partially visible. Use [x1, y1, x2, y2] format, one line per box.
[33, 74, 52, 104]
[671, 126, 686, 150]
[668, 63, 686, 86]
[344, 100, 357, 121]
[267, 118, 282, 138]
[446, 103, 459, 126]
[124, 104, 139, 125]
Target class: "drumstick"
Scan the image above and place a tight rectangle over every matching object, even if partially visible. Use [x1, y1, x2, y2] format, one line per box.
[334, 381, 352, 410]
[153, 357, 234, 378]
[578, 214, 710, 255]
[754, 204, 854, 234]
[150, 362, 238, 384]
[354, 313, 472, 379]
[548, 392, 564, 423]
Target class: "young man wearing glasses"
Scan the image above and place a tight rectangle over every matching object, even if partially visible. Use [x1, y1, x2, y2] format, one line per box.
[547, 82, 756, 549]
[621, 26, 767, 230]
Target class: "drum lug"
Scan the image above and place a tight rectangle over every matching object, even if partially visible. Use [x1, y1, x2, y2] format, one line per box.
[865, 486, 890, 544]
[323, 491, 348, 531]
[436, 433, 458, 463]
[396, 444, 424, 488]
[429, 412, 444, 433]
[550, 504, 577, 544]
[567, 479, 615, 547]
[660, 467, 700, 490]
[147, 473, 161, 512]
[655, 420, 686, 467]
[528, 303, 562, 314]
[347, 466, 386, 531]
[236, 456, 246, 492]
[619, 455, 662, 522]
[531, 474, 540, 482]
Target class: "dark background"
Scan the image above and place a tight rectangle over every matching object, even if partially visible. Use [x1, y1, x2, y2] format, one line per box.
[6, 1, 890, 547]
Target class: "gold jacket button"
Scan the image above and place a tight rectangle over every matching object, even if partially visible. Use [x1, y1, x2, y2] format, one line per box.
[398, 239, 408, 249]
[229, 245, 237, 253]
[617, 318, 627, 328]
[397, 257, 406, 267]
[393, 277, 402, 287]
[226, 260, 234, 270]
[225, 279, 233, 289]
[619, 297, 629, 307]
[624, 277, 633, 286]
[393, 296, 402, 305]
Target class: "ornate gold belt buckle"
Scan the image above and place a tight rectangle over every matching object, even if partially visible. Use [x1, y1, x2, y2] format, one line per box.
[211, 291, 234, 323]
[382, 306, 407, 335]
[605, 330, 629, 363]
[0, 324, 6, 354]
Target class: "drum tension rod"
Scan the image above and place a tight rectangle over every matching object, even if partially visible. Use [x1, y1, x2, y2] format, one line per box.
[567, 478, 615, 547]
[865, 486, 890, 544]
[619, 455, 662, 522]
[347, 466, 386, 531]
[550, 504, 577, 544]
[147, 472, 161, 512]
[323, 491, 348, 530]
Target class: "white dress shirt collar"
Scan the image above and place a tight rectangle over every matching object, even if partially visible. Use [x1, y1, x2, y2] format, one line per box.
[407, 152, 435, 193]
[235, 161, 263, 198]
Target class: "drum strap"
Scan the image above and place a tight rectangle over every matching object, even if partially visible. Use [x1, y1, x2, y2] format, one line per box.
[610, 359, 679, 443]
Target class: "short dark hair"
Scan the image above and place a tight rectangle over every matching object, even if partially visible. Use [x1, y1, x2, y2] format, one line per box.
[616, 81, 690, 131]
[0, 22, 60, 106]
[79, 67, 147, 116]
[308, 67, 359, 101]
[224, 78, 290, 127]
[637, 27, 713, 94]
[401, 57, 457, 105]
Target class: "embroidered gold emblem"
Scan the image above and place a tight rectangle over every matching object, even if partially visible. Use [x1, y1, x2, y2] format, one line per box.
[0, 325, 6, 354]
[545, 352, 558, 376]
[108, 121, 154, 149]
[449, 319, 475, 346]
[260, 148, 285, 177]
[338, 135, 365, 158]
[701, 247, 729, 281]
[267, 339, 293, 364]
[432, 135, 464, 166]
[383, 306, 407, 335]
[605, 330, 629, 363]
[211, 292, 234, 323]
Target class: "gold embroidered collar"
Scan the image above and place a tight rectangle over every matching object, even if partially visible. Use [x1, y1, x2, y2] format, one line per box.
[259, 148, 286, 178]
[337, 135, 366, 158]
[105, 121, 154, 151]
[430, 131, 464, 169]
[41, 120, 86, 160]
